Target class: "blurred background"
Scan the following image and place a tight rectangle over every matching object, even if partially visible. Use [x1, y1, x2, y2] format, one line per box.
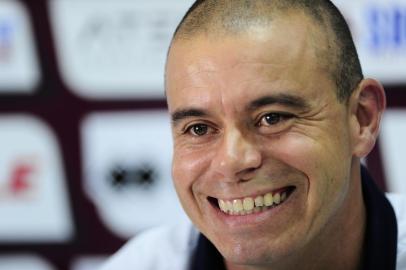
[0, 0, 405, 269]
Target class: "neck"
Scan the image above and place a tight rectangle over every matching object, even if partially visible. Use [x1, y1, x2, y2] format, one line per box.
[226, 163, 366, 270]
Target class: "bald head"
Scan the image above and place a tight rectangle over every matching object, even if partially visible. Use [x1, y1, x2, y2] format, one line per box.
[170, 0, 363, 102]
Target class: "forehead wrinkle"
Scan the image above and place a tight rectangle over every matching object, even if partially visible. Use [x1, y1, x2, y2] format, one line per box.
[167, 14, 333, 121]
[172, 0, 361, 101]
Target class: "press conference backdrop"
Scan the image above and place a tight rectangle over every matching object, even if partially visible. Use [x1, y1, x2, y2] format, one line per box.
[0, 0, 405, 269]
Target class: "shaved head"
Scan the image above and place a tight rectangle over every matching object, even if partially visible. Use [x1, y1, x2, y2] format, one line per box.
[169, 0, 363, 102]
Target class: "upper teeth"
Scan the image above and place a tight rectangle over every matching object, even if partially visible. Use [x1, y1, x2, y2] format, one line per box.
[218, 190, 288, 215]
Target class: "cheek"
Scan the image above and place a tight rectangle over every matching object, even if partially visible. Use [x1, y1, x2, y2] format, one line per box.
[273, 126, 350, 175]
[172, 142, 217, 183]
[172, 148, 210, 185]
[268, 131, 351, 210]
[268, 134, 324, 181]
[172, 147, 213, 219]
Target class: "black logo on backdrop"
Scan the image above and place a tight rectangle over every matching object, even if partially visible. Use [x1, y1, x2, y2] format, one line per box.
[108, 163, 158, 190]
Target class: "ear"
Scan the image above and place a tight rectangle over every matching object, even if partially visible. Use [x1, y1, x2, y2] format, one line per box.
[349, 78, 386, 158]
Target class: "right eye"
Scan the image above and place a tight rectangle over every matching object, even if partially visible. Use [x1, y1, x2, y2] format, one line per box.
[186, 123, 209, 136]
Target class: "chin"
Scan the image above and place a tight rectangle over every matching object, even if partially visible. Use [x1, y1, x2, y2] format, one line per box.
[217, 227, 316, 269]
[223, 250, 275, 268]
[216, 238, 292, 267]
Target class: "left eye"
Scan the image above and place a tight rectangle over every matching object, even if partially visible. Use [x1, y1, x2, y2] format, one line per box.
[258, 112, 293, 127]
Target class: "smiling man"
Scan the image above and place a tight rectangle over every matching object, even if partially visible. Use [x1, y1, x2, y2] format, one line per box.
[100, 1, 406, 270]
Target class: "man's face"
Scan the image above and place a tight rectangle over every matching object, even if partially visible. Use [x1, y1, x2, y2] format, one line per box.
[166, 14, 359, 266]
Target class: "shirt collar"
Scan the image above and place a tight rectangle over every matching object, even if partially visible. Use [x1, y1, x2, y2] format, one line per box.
[189, 166, 398, 270]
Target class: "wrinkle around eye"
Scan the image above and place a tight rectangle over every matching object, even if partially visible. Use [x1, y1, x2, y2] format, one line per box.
[257, 112, 296, 135]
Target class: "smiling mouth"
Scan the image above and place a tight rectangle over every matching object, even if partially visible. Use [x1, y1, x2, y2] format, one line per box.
[209, 186, 296, 216]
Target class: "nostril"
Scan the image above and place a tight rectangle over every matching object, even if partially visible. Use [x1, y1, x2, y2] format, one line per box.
[238, 167, 259, 181]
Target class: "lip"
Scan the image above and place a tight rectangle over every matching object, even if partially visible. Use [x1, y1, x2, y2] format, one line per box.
[207, 186, 297, 229]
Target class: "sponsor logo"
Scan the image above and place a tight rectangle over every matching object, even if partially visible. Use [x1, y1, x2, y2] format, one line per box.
[0, 115, 74, 242]
[81, 111, 188, 238]
[0, 0, 40, 92]
[333, 0, 406, 83]
[0, 158, 36, 199]
[366, 5, 406, 51]
[49, 0, 193, 99]
[108, 163, 158, 190]
[0, 18, 13, 62]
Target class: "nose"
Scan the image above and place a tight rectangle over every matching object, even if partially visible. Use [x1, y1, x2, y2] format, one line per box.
[212, 127, 262, 182]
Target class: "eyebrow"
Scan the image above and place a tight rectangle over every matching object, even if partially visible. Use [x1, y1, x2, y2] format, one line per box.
[247, 94, 310, 111]
[171, 108, 209, 126]
[171, 94, 310, 126]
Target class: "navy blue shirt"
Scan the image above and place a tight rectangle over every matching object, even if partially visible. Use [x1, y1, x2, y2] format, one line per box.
[189, 167, 398, 270]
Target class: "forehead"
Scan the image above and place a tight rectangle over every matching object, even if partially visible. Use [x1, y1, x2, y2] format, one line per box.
[165, 13, 333, 111]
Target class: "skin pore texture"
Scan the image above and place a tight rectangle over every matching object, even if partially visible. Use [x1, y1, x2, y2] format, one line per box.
[166, 10, 386, 270]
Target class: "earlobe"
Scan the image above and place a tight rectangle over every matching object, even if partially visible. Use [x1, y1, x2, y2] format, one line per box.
[350, 79, 386, 158]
